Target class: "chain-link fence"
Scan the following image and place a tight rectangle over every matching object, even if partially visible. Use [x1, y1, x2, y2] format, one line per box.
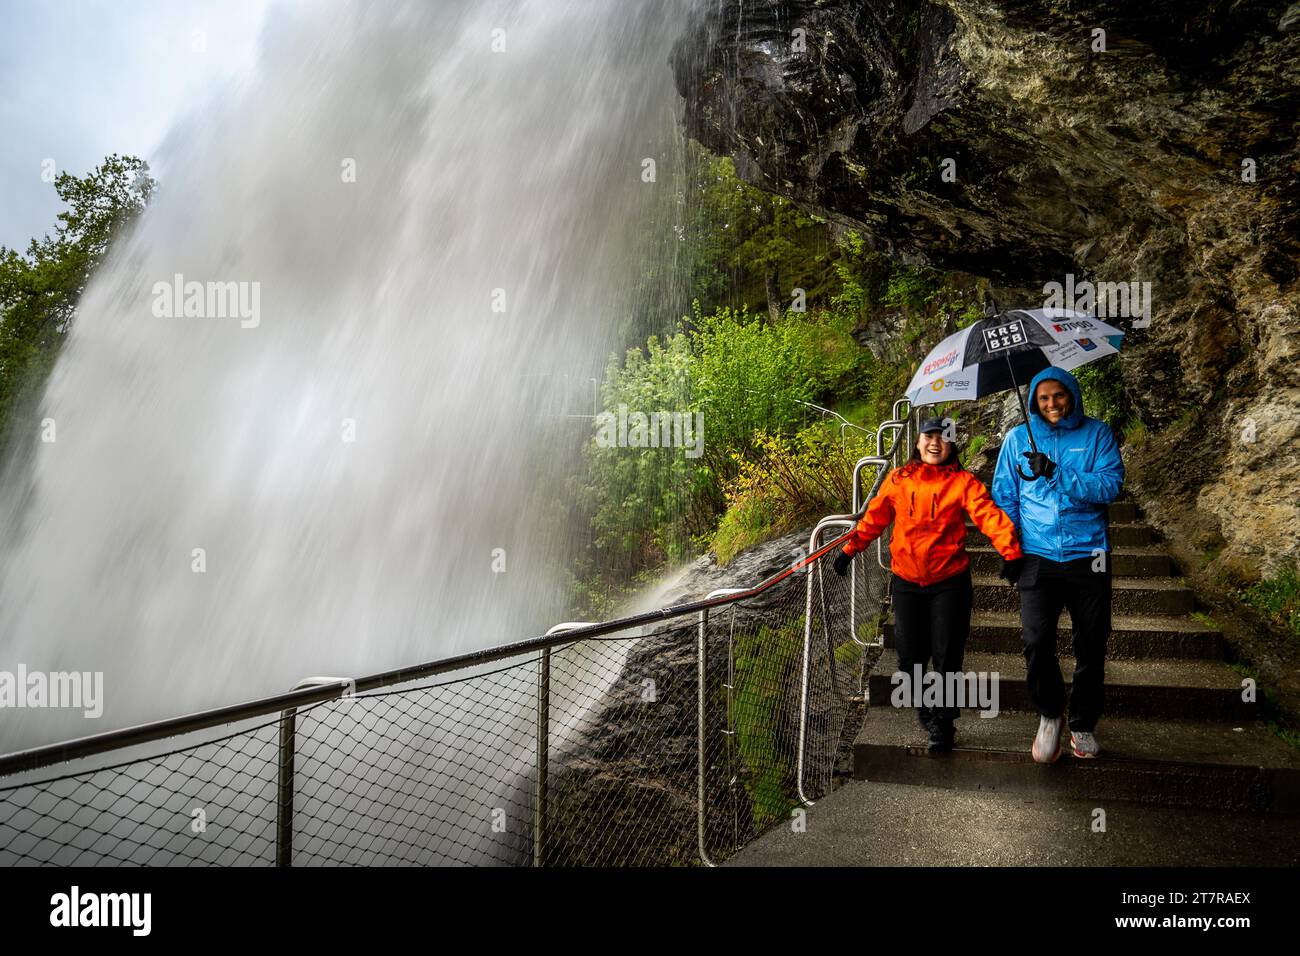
[0, 412, 911, 867]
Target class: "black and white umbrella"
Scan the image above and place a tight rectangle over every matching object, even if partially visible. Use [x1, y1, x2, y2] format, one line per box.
[905, 308, 1124, 408]
[904, 307, 1125, 477]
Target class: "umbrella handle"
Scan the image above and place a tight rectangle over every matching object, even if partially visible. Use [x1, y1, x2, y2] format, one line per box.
[1017, 465, 1041, 482]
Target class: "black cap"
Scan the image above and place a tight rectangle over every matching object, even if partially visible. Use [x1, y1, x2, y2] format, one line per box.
[918, 417, 951, 435]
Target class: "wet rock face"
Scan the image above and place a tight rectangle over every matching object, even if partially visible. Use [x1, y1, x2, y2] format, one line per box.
[671, 0, 1300, 572]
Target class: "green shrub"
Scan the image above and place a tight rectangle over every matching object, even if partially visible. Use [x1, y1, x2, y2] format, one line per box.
[1073, 358, 1129, 434]
[881, 265, 942, 310]
[730, 622, 803, 828]
[1241, 564, 1300, 641]
[711, 422, 873, 562]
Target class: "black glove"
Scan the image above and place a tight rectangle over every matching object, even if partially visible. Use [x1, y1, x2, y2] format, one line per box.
[999, 557, 1024, 585]
[1022, 451, 1056, 479]
[832, 551, 852, 577]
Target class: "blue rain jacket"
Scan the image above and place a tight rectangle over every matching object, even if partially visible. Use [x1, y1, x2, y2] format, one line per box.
[991, 366, 1124, 562]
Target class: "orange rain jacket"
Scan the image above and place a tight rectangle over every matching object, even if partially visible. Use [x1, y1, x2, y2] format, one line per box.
[840, 461, 1023, 586]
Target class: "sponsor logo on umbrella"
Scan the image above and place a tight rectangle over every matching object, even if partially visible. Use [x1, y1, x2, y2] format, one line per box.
[924, 348, 959, 375]
[983, 321, 1025, 351]
[1053, 320, 1095, 333]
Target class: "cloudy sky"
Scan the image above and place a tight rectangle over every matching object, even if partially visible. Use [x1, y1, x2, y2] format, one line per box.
[0, 0, 270, 250]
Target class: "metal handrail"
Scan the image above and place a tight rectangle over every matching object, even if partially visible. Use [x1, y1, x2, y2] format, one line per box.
[796, 516, 855, 806]
[875, 420, 904, 457]
[793, 399, 873, 446]
[846, 456, 890, 648]
[1, 395, 912, 868]
[0, 528, 863, 780]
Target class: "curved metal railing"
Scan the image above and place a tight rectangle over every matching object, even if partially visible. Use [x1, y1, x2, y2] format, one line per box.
[0, 398, 912, 867]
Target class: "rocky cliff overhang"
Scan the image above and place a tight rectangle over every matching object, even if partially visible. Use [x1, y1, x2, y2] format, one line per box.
[671, 0, 1300, 572]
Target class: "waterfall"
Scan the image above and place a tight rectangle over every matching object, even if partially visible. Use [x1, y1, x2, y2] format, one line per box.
[0, 0, 690, 751]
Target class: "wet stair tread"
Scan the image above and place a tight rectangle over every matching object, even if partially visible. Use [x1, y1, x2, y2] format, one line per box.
[970, 574, 1192, 594]
[966, 543, 1167, 557]
[963, 608, 1219, 634]
[854, 705, 1300, 772]
[873, 649, 1245, 693]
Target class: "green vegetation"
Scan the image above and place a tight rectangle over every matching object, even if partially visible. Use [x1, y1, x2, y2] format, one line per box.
[1170, 406, 1199, 433]
[882, 265, 942, 310]
[960, 434, 987, 467]
[730, 621, 802, 828]
[0, 155, 155, 446]
[1073, 357, 1131, 436]
[574, 146, 992, 610]
[1123, 418, 1148, 449]
[1228, 661, 1300, 751]
[856, 610, 889, 645]
[679, 142, 839, 321]
[835, 638, 866, 667]
[1240, 563, 1300, 641]
[713, 424, 874, 564]
[571, 146, 995, 616]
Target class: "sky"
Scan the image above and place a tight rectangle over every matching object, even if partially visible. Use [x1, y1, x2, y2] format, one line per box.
[0, 0, 270, 251]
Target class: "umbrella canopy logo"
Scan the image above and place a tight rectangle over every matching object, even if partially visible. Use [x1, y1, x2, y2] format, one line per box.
[904, 307, 1127, 481]
[982, 321, 1027, 352]
[905, 308, 1126, 410]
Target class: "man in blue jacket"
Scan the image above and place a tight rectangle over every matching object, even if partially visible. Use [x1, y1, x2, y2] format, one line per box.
[992, 366, 1124, 763]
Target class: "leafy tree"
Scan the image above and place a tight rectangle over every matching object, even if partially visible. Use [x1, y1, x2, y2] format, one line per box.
[0, 155, 155, 441]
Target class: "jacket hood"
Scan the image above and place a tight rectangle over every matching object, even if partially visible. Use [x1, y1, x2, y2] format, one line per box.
[1027, 366, 1085, 431]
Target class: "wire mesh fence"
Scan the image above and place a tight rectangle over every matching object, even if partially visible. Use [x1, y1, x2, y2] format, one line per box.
[0, 416, 910, 867]
[0, 551, 891, 868]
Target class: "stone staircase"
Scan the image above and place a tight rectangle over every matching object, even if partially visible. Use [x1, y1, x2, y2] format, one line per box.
[856, 491, 1300, 817]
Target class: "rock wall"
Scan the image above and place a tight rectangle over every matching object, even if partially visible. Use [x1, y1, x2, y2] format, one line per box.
[671, 0, 1300, 576]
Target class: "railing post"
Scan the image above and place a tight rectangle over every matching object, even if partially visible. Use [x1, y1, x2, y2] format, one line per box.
[535, 624, 594, 867]
[697, 608, 709, 868]
[698, 590, 744, 868]
[276, 707, 296, 866]
[276, 676, 352, 867]
[798, 517, 856, 806]
[535, 645, 550, 867]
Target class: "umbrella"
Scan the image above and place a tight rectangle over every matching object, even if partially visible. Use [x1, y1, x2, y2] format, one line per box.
[904, 307, 1125, 479]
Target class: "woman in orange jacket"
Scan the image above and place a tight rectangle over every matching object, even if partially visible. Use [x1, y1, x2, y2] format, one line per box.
[833, 417, 1023, 751]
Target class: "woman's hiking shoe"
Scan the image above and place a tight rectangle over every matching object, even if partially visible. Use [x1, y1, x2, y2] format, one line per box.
[1070, 730, 1100, 759]
[1031, 714, 1064, 763]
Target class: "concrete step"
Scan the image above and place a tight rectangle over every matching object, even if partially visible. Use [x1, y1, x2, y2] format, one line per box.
[972, 575, 1195, 615]
[853, 705, 1300, 814]
[1108, 500, 1139, 523]
[966, 520, 1153, 547]
[968, 544, 1172, 577]
[883, 610, 1226, 660]
[868, 650, 1255, 721]
[723, 778, 1300, 866]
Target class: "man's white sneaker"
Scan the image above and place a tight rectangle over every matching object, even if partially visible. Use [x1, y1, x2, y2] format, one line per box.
[1031, 714, 1064, 764]
[1070, 730, 1100, 759]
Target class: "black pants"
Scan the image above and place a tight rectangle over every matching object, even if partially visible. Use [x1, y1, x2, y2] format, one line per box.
[892, 568, 973, 730]
[1017, 554, 1111, 732]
